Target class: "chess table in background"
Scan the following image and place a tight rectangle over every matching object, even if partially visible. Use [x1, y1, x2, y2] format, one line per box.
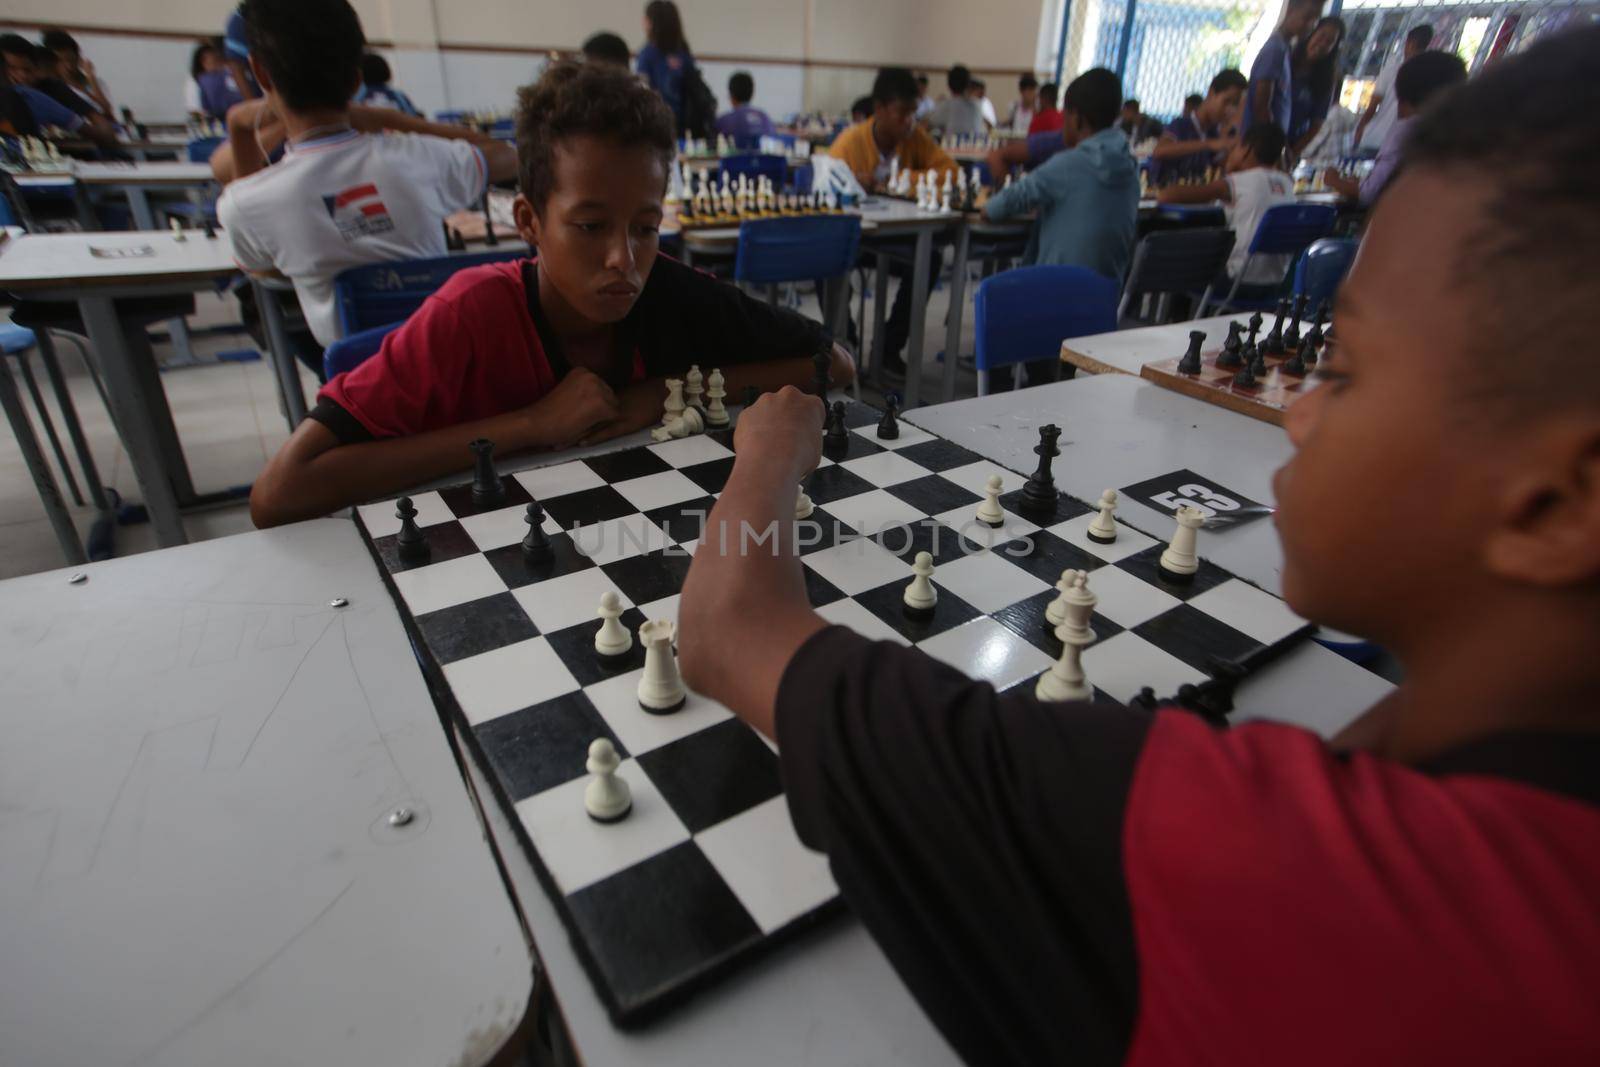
[354, 400, 1320, 1026]
[1139, 320, 1325, 428]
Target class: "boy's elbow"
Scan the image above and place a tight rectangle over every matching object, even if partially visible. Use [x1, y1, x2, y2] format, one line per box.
[248, 480, 294, 529]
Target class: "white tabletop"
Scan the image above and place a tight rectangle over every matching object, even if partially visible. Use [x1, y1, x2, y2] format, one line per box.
[1062, 313, 1252, 376]
[70, 160, 216, 185]
[0, 230, 237, 290]
[0, 519, 533, 1067]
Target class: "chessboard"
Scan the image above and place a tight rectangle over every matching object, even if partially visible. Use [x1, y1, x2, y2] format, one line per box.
[1140, 302, 1329, 427]
[352, 399, 1318, 1026]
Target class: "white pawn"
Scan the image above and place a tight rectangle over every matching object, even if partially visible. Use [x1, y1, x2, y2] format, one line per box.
[637, 619, 687, 713]
[1087, 489, 1118, 544]
[795, 484, 814, 520]
[594, 590, 632, 658]
[976, 473, 1005, 527]
[583, 738, 632, 822]
[704, 367, 729, 427]
[1044, 568, 1084, 628]
[669, 405, 704, 439]
[686, 364, 705, 410]
[903, 551, 938, 614]
[1159, 505, 1206, 580]
[663, 378, 686, 426]
[170, 217, 186, 242]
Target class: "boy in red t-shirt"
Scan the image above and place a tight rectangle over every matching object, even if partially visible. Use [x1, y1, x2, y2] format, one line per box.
[676, 28, 1600, 1066]
[250, 60, 853, 527]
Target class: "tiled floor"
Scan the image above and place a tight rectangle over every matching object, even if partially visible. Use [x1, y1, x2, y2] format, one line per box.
[0, 276, 981, 581]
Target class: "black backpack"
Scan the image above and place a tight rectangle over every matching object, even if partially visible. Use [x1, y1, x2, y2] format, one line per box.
[681, 63, 718, 140]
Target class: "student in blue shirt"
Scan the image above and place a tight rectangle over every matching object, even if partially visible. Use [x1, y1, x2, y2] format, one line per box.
[1243, 0, 1322, 134]
[0, 35, 119, 153]
[715, 71, 774, 146]
[1150, 68, 1246, 185]
[985, 67, 1139, 387]
[355, 53, 419, 116]
[636, 0, 696, 134]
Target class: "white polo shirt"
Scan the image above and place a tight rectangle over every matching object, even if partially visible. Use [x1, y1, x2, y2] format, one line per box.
[1225, 166, 1296, 284]
[217, 128, 486, 346]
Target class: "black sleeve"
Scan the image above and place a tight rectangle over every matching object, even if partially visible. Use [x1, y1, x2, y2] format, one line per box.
[776, 625, 1148, 1067]
[0, 86, 39, 137]
[39, 79, 94, 118]
[305, 396, 375, 445]
[632, 255, 829, 378]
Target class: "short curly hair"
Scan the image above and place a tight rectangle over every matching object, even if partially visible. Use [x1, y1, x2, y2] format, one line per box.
[516, 60, 677, 214]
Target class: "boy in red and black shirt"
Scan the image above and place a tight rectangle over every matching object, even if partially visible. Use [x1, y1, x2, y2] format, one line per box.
[677, 28, 1600, 1066]
[250, 61, 853, 527]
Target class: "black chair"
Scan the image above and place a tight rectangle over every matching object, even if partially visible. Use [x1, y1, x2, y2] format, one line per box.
[1117, 227, 1236, 325]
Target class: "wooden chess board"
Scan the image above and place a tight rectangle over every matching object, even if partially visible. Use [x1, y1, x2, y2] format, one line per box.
[1140, 343, 1319, 427]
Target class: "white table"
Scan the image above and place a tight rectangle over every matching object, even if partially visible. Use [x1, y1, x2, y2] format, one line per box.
[0, 231, 244, 546]
[906, 373, 1390, 736]
[0, 520, 533, 1067]
[1062, 313, 1252, 377]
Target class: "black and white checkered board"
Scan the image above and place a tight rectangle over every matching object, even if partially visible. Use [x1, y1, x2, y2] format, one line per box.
[353, 400, 1311, 1026]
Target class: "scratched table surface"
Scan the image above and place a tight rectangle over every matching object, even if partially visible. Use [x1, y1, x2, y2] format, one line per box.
[0, 519, 533, 1067]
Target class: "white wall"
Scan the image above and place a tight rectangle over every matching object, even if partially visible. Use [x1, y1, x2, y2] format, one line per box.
[2, 0, 1049, 122]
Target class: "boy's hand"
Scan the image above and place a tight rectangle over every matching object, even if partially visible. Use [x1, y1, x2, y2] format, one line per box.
[577, 377, 669, 447]
[524, 367, 619, 447]
[731, 386, 823, 485]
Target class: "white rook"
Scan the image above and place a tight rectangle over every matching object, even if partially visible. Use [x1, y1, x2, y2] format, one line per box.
[1159, 505, 1205, 579]
[636, 619, 687, 712]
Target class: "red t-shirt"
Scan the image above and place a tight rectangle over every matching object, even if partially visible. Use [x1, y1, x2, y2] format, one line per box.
[311, 254, 828, 443]
[1029, 107, 1065, 135]
[777, 626, 1600, 1066]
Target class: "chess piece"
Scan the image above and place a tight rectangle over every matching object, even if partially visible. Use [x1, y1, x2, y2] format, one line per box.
[660, 406, 704, 440]
[1086, 489, 1118, 543]
[823, 401, 850, 455]
[903, 551, 938, 616]
[663, 378, 686, 427]
[469, 438, 504, 507]
[521, 500, 552, 563]
[1019, 424, 1061, 517]
[202, 218, 217, 239]
[1217, 321, 1244, 369]
[1249, 340, 1267, 379]
[636, 619, 687, 713]
[583, 738, 632, 822]
[1284, 294, 1307, 350]
[1283, 335, 1313, 376]
[1307, 302, 1328, 348]
[795, 484, 814, 520]
[1044, 568, 1084, 628]
[704, 367, 729, 426]
[976, 474, 1005, 527]
[1159, 505, 1205, 582]
[1177, 330, 1204, 375]
[395, 496, 430, 564]
[594, 590, 633, 658]
[1303, 333, 1321, 367]
[1233, 361, 1259, 389]
[876, 395, 900, 440]
[1263, 298, 1289, 355]
[1036, 573, 1097, 702]
[169, 218, 186, 242]
[685, 365, 704, 410]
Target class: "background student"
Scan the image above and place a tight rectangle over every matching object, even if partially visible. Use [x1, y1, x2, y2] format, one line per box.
[1149, 68, 1245, 184]
[715, 71, 774, 144]
[1006, 73, 1038, 132]
[1288, 16, 1346, 159]
[1324, 49, 1465, 206]
[636, 0, 696, 136]
[924, 64, 985, 137]
[355, 53, 419, 116]
[1243, 0, 1323, 133]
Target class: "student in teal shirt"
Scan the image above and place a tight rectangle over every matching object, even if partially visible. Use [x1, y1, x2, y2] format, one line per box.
[985, 67, 1139, 386]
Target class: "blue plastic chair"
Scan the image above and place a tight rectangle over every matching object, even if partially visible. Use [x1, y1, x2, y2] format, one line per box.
[718, 153, 787, 189]
[1198, 203, 1337, 315]
[1292, 237, 1359, 308]
[733, 214, 861, 287]
[323, 321, 402, 380]
[489, 119, 515, 141]
[974, 266, 1119, 395]
[186, 137, 224, 163]
[332, 249, 524, 337]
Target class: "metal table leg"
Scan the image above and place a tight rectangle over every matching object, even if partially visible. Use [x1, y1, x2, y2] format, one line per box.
[78, 296, 188, 546]
[942, 219, 972, 403]
[902, 227, 933, 409]
[871, 253, 889, 383]
[0, 356, 85, 564]
[124, 185, 198, 365]
[33, 331, 110, 512]
[253, 281, 309, 428]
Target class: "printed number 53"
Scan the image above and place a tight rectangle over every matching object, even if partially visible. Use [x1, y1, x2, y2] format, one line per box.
[1150, 484, 1240, 518]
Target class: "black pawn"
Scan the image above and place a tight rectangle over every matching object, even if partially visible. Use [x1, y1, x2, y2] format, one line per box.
[521, 501, 552, 563]
[1233, 361, 1259, 389]
[469, 438, 504, 507]
[1216, 322, 1244, 369]
[1019, 424, 1062, 516]
[1249, 342, 1267, 378]
[876, 395, 900, 440]
[1307, 301, 1328, 348]
[202, 217, 217, 239]
[1263, 298, 1289, 356]
[1283, 335, 1312, 376]
[395, 496, 431, 564]
[1283, 294, 1306, 350]
[1303, 333, 1321, 367]
[481, 197, 499, 247]
[823, 401, 850, 455]
[1177, 330, 1204, 375]
[1239, 313, 1263, 367]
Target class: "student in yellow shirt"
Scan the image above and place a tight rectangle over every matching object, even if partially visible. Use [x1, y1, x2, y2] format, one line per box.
[829, 67, 957, 378]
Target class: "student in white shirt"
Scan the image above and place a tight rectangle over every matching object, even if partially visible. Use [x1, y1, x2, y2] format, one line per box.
[1355, 23, 1433, 154]
[925, 65, 986, 136]
[1006, 73, 1039, 133]
[971, 78, 998, 129]
[1157, 122, 1295, 293]
[216, 0, 516, 351]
